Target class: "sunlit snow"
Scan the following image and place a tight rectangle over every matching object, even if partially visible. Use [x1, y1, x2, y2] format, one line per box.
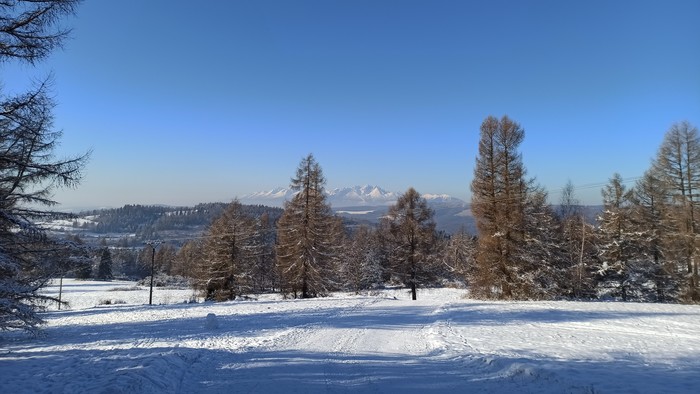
[1, 280, 699, 393]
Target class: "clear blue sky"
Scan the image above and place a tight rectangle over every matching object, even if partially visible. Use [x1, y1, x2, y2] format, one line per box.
[5, 0, 699, 209]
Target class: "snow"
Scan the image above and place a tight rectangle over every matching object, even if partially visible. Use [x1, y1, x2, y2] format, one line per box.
[2, 280, 700, 393]
[335, 210, 376, 215]
[38, 217, 97, 231]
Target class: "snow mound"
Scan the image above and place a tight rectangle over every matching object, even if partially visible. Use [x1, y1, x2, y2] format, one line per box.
[205, 313, 219, 329]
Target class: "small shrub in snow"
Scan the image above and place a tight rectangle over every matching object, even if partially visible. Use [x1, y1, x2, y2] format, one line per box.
[97, 299, 126, 306]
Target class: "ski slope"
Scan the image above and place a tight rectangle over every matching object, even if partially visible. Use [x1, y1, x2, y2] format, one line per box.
[1, 280, 699, 393]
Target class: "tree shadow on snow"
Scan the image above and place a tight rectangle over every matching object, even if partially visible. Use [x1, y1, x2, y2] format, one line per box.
[1, 344, 699, 393]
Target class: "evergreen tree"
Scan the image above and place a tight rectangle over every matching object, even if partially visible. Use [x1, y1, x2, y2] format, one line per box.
[628, 169, 678, 301]
[470, 115, 541, 299]
[443, 229, 477, 285]
[596, 173, 635, 300]
[0, 0, 87, 333]
[154, 243, 177, 276]
[198, 200, 260, 301]
[173, 239, 203, 278]
[652, 121, 700, 301]
[276, 154, 340, 298]
[383, 188, 437, 300]
[248, 212, 279, 293]
[520, 187, 566, 299]
[69, 235, 93, 280]
[343, 225, 384, 293]
[96, 248, 113, 280]
[557, 181, 597, 298]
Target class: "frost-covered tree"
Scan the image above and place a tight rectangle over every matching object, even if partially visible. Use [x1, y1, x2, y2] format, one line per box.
[276, 154, 341, 298]
[383, 188, 436, 300]
[197, 200, 260, 301]
[519, 187, 567, 299]
[154, 243, 177, 276]
[68, 235, 92, 279]
[627, 169, 679, 301]
[443, 229, 477, 286]
[652, 121, 700, 301]
[342, 225, 384, 293]
[1, 0, 87, 333]
[596, 173, 635, 300]
[250, 211, 278, 292]
[557, 181, 597, 298]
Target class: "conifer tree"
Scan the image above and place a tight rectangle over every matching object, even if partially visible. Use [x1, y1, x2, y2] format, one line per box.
[596, 173, 635, 300]
[443, 229, 477, 284]
[652, 121, 700, 301]
[276, 154, 340, 298]
[250, 212, 278, 292]
[0, 0, 88, 333]
[470, 115, 538, 299]
[154, 244, 177, 276]
[96, 248, 113, 280]
[557, 181, 597, 298]
[519, 187, 566, 299]
[383, 187, 436, 300]
[343, 225, 384, 293]
[629, 169, 678, 301]
[198, 200, 260, 301]
[173, 239, 203, 278]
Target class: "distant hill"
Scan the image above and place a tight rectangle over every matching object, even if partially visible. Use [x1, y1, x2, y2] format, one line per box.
[40, 191, 603, 245]
[40, 203, 284, 246]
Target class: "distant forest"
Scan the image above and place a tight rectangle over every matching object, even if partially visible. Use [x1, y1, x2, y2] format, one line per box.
[73, 203, 283, 241]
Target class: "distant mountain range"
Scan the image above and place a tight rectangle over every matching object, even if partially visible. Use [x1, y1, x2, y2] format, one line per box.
[240, 185, 466, 208]
[240, 185, 473, 234]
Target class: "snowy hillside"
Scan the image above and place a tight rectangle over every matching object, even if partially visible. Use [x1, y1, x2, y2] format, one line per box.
[1, 280, 699, 393]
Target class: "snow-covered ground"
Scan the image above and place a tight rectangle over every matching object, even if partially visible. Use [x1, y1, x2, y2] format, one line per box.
[1, 280, 700, 393]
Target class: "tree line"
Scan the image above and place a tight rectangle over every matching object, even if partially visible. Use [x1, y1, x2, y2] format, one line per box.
[67, 120, 700, 305]
[469, 116, 700, 302]
[194, 119, 700, 304]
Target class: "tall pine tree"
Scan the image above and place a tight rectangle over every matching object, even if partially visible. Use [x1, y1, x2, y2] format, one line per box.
[652, 121, 700, 301]
[0, 0, 88, 333]
[470, 115, 538, 299]
[276, 154, 340, 298]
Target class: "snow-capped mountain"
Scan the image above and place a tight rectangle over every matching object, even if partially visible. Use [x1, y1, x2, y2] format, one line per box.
[241, 187, 297, 203]
[240, 185, 465, 208]
[326, 185, 399, 207]
[421, 193, 467, 207]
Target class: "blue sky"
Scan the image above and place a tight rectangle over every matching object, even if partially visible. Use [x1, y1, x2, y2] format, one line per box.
[5, 0, 699, 208]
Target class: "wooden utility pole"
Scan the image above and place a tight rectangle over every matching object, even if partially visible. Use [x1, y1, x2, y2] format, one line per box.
[145, 240, 162, 305]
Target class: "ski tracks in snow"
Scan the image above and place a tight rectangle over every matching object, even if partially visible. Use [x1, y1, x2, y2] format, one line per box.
[5, 284, 700, 393]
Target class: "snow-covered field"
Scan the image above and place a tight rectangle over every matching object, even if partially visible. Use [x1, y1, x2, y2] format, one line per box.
[2, 280, 700, 393]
